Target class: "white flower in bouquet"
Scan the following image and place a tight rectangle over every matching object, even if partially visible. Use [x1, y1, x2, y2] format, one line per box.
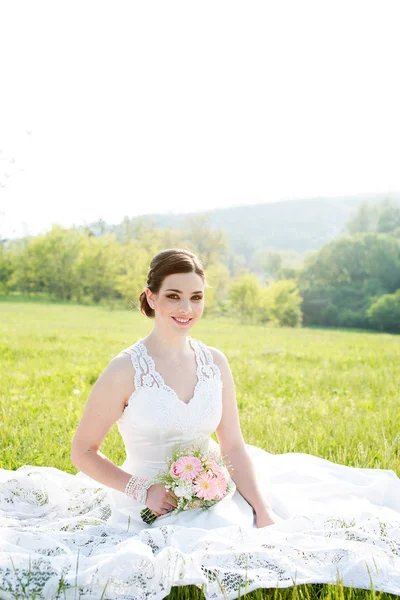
[173, 481, 193, 500]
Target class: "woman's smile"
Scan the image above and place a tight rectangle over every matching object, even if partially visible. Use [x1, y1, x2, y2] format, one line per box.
[171, 316, 193, 326]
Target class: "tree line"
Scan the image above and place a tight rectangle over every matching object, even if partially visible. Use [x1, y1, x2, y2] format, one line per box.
[1, 198, 399, 333]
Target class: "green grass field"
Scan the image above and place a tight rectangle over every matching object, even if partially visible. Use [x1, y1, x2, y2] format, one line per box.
[1, 298, 399, 600]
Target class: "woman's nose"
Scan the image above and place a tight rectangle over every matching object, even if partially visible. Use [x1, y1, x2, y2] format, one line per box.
[180, 300, 192, 313]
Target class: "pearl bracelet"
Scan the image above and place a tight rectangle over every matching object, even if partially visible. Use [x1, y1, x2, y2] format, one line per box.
[125, 474, 152, 505]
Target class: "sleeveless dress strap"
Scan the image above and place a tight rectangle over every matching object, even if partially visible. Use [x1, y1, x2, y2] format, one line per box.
[121, 342, 160, 391]
[191, 338, 222, 384]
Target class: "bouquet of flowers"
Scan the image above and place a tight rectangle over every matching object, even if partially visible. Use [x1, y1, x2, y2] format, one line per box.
[141, 440, 236, 525]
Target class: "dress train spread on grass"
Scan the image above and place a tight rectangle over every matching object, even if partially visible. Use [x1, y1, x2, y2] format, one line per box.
[1, 337, 399, 599]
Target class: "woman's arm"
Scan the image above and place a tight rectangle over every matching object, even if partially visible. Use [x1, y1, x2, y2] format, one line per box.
[210, 347, 273, 520]
[70, 353, 135, 493]
[71, 353, 187, 515]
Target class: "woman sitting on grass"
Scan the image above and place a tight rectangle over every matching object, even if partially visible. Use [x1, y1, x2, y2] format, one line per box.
[0, 247, 399, 600]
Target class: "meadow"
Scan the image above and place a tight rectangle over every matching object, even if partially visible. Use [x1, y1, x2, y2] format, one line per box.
[1, 297, 399, 600]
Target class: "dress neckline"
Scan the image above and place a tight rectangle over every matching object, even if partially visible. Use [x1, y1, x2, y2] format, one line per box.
[136, 336, 201, 406]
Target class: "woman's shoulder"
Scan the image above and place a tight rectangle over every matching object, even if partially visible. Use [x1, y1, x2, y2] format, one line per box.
[106, 352, 136, 382]
[113, 339, 145, 364]
[107, 340, 144, 378]
[108, 346, 141, 407]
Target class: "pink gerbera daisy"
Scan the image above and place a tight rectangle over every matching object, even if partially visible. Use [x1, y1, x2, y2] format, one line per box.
[214, 473, 228, 500]
[173, 456, 202, 480]
[203, 457, 221, 473]
[193, 471, 219, 500]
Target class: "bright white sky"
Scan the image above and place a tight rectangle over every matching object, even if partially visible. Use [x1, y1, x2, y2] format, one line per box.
[1, 0, 399, 239]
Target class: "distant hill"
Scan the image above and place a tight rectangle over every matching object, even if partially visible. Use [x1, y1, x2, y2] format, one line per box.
[88, 192, 400, 260]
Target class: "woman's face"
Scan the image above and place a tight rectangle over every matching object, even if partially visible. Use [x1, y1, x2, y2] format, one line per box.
[146, 272, 205, 331]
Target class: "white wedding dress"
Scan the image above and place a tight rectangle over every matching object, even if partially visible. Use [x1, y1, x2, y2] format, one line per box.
[1, 336, 400, 600]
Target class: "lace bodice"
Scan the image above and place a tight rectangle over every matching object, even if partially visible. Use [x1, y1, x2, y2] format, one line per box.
[116, 336, 223, 479]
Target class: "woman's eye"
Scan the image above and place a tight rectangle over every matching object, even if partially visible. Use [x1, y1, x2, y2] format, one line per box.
[166, 295, 203, 300]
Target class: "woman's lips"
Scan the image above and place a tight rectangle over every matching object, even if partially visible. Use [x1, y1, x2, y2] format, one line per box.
[171, 316, 192, 326]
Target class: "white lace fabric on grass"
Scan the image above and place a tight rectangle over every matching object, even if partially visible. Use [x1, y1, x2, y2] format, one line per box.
[0, 336, 399, 599]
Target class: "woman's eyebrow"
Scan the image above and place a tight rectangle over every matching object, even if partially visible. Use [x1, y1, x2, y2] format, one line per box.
[165, 288, 203, 294]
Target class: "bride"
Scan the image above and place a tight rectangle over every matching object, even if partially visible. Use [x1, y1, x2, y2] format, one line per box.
[71, 247, 275, 534]
[1, 247, 400, 600]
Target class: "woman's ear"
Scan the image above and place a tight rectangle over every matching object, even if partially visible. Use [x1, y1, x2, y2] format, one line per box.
[145, 288, 156, 309]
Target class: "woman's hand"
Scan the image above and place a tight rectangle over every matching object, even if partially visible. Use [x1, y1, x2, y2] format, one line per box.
[145, 484, 178, 516]
[255, 507, 275, 528]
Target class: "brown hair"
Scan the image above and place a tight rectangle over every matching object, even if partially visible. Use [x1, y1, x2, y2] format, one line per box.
[139, 248, 206, 318]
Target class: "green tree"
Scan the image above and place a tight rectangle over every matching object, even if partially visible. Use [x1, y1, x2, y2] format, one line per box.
[367, 289, 400, 333]
[260, 279, 303, 327]
[345, 201, 379, 234]
[0, 243, 13, 292]
[276, 266, 301, 280]
[75, 234, 121, 303]
[182, 215, 228, 269]
[229, 272, 263, 319]
[299, 232, 400, 329]
[9, 226, 83, 300]
[299, 233, 400, 293]
[114, 240, 153, 308]
[262, 251, 282, 277]
[376, 197, 400, 234]
[203, 261, 231, 315]
[345, 197, 400, 235]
